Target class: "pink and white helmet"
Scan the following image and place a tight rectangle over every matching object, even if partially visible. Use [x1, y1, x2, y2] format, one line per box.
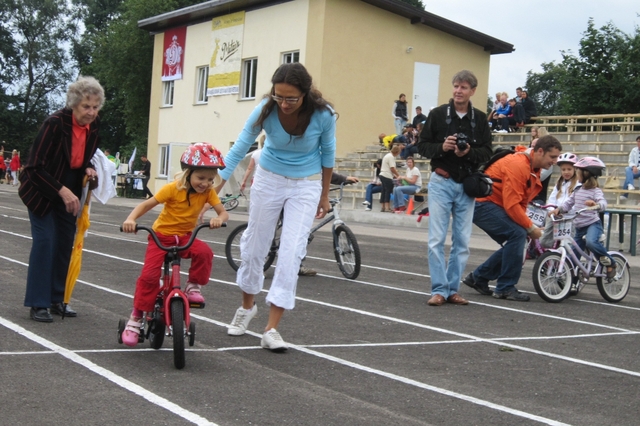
[557, 152, 578, 165]
[574, 156, 606, 177]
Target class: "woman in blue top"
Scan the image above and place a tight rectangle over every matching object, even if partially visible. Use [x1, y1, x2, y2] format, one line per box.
[217, 63, 337, 352]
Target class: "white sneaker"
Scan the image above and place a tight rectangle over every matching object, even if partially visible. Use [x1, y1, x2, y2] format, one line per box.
[497, 129, 508, 133]
[362, 200, 370, 206]
[620, 194, 628, 199]
[628, 184, 635, 191]
[261, 328, 288, 352]
[365, 207, 372, 211]
[227, 304, 257, 336]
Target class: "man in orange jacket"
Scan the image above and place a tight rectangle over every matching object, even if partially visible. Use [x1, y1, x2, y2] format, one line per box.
[463, 135, 562, 301]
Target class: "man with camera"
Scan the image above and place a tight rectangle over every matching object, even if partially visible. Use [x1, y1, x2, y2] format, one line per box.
[418, 70, 493, 306]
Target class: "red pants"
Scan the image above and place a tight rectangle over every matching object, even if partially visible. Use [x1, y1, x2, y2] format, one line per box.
[133, 232, 213, 312]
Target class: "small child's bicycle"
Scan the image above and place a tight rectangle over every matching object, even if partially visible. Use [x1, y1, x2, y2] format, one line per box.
[532, 207, 631, 303]
[117, 223, 225, 369]
[224, 183, 361, 279]
[219, 190, 245, 212]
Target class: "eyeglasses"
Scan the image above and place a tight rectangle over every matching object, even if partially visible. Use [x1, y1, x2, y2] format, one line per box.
[271, 95, 301, 105]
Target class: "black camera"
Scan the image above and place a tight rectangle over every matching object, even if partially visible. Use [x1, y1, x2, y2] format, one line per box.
[455, 133, 469, 151]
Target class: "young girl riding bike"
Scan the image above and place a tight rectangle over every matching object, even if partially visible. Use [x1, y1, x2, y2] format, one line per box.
[540, 152, 580, 248]
[550, 156, 615, 278]
[120, 143, 229, 347]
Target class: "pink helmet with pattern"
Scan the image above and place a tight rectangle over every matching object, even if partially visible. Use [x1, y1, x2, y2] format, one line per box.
[574, 156, 605, 177]
[557, 152, 578, 165]
[180, 143, 225, 170]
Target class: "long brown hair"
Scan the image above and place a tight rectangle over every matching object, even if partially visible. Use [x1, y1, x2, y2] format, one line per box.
[254, 63, 336, 135]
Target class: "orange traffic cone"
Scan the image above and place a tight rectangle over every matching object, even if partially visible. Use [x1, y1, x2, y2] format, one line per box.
[406, 197, 414, 215]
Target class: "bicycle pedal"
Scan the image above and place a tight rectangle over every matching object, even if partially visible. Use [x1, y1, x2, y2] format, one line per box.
[189, 302, 205, 309]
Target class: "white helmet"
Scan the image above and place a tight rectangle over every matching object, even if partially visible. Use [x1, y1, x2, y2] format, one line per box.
[557, 152, 578, 165]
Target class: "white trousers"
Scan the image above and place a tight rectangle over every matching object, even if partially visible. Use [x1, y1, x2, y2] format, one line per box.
[238, 166, 321, 310]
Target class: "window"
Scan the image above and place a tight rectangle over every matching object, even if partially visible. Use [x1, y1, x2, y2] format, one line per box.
[241, 58, 258, 99]
[196, 66, 209, 104]
[162, 81, 174, 107]
[282, 51, 299, 64]
[158, 145, 169, 177]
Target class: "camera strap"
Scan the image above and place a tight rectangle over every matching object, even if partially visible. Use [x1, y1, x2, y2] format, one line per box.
[446, 101, 476, 144]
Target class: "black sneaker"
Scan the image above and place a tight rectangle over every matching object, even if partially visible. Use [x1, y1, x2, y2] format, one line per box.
[462, 273, 492, 296]
[492, 288, 530, 302]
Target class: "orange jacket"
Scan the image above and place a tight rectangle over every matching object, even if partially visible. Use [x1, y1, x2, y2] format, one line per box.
[478, 151, 542, 230]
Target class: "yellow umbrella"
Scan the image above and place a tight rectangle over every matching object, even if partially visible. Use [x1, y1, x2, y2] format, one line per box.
[63, 177, 92, 317]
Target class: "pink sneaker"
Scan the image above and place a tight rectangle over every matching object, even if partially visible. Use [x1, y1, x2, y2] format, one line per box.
[122, 318, 142, 347]
[185, 283, 205, 304]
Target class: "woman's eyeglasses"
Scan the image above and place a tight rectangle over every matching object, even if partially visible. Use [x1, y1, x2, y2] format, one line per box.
[271, 95, 301, 105]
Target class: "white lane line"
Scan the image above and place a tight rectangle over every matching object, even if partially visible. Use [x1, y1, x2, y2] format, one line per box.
[0, 316, 217, 426]
[292, 344, 572, 426]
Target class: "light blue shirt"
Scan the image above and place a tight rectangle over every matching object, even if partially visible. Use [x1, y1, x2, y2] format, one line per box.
[219, 98, 336, 181]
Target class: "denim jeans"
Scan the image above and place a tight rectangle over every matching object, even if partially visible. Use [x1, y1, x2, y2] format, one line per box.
[623, 166, 640, 192]
[394, 118, 406, 135]
[427, 172, 475, 297]
[471, 201, 527, 293]
[573, 220, 612, 264]
[393, 185, 419, 208]
[365, 183, 382, 204]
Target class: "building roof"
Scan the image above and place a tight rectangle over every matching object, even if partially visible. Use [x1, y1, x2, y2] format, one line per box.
[138, 0, 514, 55]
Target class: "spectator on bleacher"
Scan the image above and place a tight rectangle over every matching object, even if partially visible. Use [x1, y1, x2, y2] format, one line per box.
[392, 93, 409, 135]
[507, 98, 526, 130]
[362, 159, 382, 211]
[379, 144, 402, 212]
[401, 122, 424, 159]
[515, 87, 523, 103]
[530, 126, 549, 146]
[412, 106, 427, 128]
[418, 69, 493, 307]
[493, 93, 511, 133]
[379, 133, 397, 150]
[392, 156, 422, 212]
[521, 91, 538, 123]
[621, 135, 640, 198]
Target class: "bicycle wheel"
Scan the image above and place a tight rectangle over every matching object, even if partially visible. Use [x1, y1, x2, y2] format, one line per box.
[171, 299, 185, 369]
[596, 253, 630, 303]
[333, 224, 361, 279]
[225, 223, 277, 272]
[223, 198, 239, 211]
[148, 313, 165, 350]
[532, 251, 573, 302]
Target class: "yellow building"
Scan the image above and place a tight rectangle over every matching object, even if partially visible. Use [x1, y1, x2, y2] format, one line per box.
[139, 0, 512, 192]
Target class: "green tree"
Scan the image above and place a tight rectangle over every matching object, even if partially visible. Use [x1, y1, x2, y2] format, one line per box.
[525, 19, 640, 116]
[0, 0, 77, 154]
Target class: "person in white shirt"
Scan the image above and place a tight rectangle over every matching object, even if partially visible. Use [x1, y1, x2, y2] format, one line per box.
[621, 135, 640, 195]
[392, 156, 422, 212]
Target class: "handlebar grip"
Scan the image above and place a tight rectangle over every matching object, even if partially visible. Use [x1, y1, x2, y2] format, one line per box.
[120, 225, 142, 232]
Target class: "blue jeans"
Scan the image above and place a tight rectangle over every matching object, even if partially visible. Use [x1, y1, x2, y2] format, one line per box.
[471, 201, 527, 293]
[365, 183, 382, 204]
[401, 144, 418, 159]
[394, 118, 406, 135]
[623, 166, 640, 193]
[427, 173, 475, 297]
[393, 185, 419, 208]
[574, 221, 612, 264]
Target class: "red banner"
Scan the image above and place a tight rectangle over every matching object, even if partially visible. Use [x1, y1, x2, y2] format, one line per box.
[162, 27, 187, 81]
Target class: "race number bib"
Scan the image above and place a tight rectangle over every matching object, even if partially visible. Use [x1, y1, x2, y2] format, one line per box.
[553, 216, 574, 240]
[527, 204, 548, 228]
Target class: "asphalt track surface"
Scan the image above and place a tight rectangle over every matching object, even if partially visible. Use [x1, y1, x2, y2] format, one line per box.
[1, 185, 639, 426]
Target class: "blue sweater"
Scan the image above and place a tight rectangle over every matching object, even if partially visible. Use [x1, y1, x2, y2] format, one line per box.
[220, 99, 336, 181]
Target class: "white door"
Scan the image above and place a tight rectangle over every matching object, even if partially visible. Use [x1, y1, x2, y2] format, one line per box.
[412, 63, 440, 120]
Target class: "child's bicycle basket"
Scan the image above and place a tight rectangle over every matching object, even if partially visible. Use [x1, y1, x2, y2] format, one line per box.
[552, 215, 575, 240]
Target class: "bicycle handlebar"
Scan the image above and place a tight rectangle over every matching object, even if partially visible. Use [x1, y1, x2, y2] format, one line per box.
[550, 205, 601, 221]
[120, 222, 227, 252]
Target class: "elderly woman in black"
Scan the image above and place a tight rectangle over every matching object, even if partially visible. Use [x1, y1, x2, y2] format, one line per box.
[20, 76, 104, 322]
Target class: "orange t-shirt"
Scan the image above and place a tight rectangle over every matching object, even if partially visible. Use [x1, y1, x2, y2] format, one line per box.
[71, 115, 89, 169]
[152, 181, 221, 236]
